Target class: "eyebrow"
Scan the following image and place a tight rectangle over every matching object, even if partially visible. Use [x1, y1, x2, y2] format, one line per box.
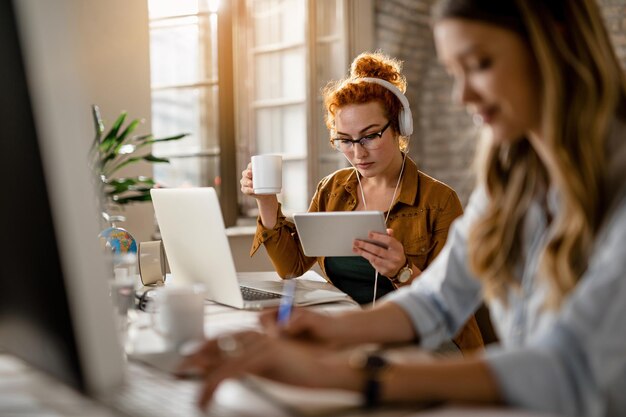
[335, 123, 383, 137]
[439, 43, 482, 67]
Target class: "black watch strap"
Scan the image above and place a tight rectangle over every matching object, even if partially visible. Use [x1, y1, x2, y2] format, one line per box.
[363, 353, 388, 408]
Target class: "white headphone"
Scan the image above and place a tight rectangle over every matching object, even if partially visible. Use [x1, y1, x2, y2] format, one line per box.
[358, 77, 413, 137]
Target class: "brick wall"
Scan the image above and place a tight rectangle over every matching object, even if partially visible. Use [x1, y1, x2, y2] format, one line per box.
[374, 0, 626, 205]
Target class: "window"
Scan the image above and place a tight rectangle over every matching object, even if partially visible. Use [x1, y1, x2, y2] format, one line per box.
[148, 0, 238, 225]
[148, 0, 372, 225]
[237, 0, 358, 216]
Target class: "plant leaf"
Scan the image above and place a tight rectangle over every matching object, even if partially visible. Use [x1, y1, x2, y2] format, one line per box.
[143, 154, 170, 163]
[91, 104, 104, 143]
[107, 177, 156, 187]
[113, 193, 154, 205]
[105, 156, 142, 175]
[113, 118, 140, 149]
[134, 133, 189, 150]
[103, 118, 141, 165]
[99, 112, 127, 153]
[105, 154, 170, 176]
[107, 186, 154, 196]
[131, 133, 154, 143]
[105, 177, 156, 194]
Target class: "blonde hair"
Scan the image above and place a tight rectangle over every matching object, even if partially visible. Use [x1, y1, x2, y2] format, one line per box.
[434, 0, 626, 305]
[323, 51, 409, 151]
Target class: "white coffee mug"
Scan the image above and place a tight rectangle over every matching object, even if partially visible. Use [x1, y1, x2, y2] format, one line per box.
[251, 154, 282, 195]
[151, 286, 205, 351]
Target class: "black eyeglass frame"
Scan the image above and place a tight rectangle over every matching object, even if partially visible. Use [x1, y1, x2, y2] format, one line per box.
[331, 121, 392, 152]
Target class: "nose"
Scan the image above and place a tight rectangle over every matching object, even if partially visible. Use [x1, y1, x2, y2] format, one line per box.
[452, 75, 479, 106]
[353, 142, 368, 159]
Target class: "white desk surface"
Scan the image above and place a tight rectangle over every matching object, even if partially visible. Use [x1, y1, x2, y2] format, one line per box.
[0, 271, 556, 417]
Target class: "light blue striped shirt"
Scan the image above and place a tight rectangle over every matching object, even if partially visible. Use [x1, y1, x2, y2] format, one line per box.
[386, 183, 626, 417]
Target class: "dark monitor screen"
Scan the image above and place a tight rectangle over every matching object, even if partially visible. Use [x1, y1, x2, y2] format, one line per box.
[0, 0, 120, 394]
[0, 0, 84, 390]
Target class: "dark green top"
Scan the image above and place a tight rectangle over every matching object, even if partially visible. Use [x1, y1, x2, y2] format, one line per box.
[324, 256, 394, 305]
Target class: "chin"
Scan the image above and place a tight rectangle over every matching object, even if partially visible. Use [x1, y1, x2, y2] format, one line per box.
[358, 170, 375, 178]
[489, 125, 526, 145]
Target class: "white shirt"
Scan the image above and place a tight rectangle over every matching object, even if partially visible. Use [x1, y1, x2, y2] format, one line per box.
[386, 185, 626, 417]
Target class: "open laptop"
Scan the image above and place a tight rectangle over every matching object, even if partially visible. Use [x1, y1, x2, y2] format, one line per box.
[151, 187, 353, 309]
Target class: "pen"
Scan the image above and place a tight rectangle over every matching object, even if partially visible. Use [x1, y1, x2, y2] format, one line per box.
[276, 279, 296, 325]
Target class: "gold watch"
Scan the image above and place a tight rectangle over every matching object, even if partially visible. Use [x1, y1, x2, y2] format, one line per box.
[393, 259, 412, 283]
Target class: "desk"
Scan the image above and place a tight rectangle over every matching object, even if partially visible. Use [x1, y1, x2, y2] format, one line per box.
[0, 353, 556, 417]
[0, 272, 556, 417]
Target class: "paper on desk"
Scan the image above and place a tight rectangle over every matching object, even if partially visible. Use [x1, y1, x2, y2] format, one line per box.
[238, 272, 359, 307]
[242, 375, 362, 417]
[294, 284, 356, 306]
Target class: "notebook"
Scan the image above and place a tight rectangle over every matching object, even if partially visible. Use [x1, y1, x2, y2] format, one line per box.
[150, 187, 356, 309]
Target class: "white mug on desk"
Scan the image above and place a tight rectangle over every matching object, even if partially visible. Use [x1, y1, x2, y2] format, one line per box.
[251, 154, 282, 195]
[150, 286, 205, 351]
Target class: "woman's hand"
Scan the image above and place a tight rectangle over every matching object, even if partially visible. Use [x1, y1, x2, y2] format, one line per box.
[177, 331, 359, 409]
[259, 303, 418, 347]
[240, 161, 279, 228]
[353, 228, 407, 278]
[240, 162, 257, 196]
[259, 308, 355, 347]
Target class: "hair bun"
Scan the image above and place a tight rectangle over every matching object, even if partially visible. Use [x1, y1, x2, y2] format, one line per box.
[349, 51, 406, 92]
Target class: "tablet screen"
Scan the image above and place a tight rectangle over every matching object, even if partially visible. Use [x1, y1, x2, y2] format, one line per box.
[293, 211, 387, 257]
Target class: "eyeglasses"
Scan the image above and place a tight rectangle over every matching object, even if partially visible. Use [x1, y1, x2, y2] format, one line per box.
[331, 121, 391, 153]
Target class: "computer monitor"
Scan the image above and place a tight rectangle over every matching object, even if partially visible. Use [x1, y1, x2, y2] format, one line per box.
[0, 0, 124, 395]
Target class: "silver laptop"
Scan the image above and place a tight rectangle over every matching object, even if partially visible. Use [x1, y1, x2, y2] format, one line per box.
[151, 187, 339, 309]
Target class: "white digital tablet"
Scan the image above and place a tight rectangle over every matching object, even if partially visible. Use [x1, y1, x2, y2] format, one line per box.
[292, 211, 387, 257]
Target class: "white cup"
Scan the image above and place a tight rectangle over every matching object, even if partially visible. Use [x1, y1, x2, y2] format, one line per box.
[252, 154, 282, 195]
[110, 277, 135, 350]
[151, 286, 205, 351]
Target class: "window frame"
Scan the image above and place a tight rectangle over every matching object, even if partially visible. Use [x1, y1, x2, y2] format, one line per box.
[148, 1, 238, 226]
[148, 0, 373, 226]
[235, 0, 373, 220]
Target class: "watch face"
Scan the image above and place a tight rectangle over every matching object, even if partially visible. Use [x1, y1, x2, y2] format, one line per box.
[397, 268, 411, 283]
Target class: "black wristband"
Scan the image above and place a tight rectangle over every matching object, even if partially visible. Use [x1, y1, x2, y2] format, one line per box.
[363, 353, 388, 408]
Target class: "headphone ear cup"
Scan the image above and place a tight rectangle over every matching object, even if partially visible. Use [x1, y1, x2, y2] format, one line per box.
[357, 77, 413, 136]
[398, 108, 406, 136]
[399, 107, 413, 136]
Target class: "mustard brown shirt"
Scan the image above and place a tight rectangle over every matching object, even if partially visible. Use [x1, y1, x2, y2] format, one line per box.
[250, 157, 484, 352]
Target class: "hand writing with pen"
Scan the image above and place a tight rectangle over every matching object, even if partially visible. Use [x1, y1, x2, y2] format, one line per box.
[177, 283, 363, 409]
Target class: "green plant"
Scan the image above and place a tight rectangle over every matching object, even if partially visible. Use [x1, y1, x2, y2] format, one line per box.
[90, 104, 188, 209]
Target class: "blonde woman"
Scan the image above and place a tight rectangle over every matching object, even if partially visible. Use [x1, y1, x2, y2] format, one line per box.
[185, 1, 626, 415]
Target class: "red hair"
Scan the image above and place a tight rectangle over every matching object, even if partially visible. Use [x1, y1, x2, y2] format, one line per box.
[323, 52, 408, 146]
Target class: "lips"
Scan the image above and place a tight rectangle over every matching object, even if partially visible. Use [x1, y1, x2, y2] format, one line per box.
[475, 106, 498, 124]
[356, 162, 374, 170]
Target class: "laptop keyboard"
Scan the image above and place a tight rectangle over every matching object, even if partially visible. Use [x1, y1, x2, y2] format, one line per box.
[240, 286, 282, 301]
[105, 363, 234, 417]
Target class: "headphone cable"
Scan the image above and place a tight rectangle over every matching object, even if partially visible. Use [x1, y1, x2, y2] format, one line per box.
[354, 151, 407, 306]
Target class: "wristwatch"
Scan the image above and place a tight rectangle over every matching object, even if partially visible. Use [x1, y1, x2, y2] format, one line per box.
[349, 350, 389, 408]
[392, 258, 413, 283]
